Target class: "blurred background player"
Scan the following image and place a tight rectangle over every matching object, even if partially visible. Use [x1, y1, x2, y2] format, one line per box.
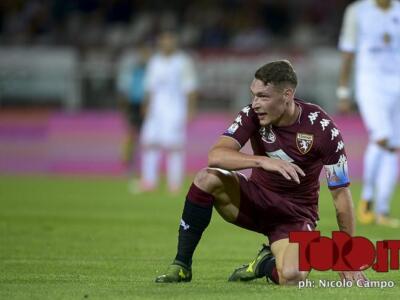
[137, 30, 198, 193]
[337, 0, 400, 227]
[116, 44, 151, 173]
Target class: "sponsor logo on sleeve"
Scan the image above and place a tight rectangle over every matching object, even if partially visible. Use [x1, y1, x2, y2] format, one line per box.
[320, 119, 331, 131]
[308, 111, 320, 125]
[241, 106, 251, 116]
[331, 128, 340, 140]
[336, 140, 345, 152]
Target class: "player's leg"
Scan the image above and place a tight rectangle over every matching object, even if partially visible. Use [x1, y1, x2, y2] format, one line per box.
[228, 243, 277, 283]
[139, 118, 161, 191]
[358, 142, 383, 223]
[124, 103, 143, 170]
[155, 168, 242, 283]
[141, 145, 161, 188]
[122, 104, 135, 167]
[271, 238, 310, 285]
[165, 119, 186, 193]
[375, 148, 399, 227]
[374, 97, 400, 227]
[229, 220, 314, 285]
[166, 149, 185, 193]
[229, 239, 307, 286]
[356, 89, 387, 224]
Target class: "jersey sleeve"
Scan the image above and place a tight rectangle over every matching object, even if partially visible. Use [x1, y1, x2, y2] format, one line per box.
[222, 105, 258, 148]
[338, 2, 358, 52]
[318, 117, 350, 189]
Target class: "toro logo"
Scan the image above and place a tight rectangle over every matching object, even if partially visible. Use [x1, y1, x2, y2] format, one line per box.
[289, 231, 400, 272]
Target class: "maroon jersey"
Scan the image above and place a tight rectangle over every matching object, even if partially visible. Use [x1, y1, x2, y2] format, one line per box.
[223, 99, 350, 222]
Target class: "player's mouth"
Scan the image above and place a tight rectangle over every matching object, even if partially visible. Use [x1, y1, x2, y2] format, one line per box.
[256, 112, 267, 119]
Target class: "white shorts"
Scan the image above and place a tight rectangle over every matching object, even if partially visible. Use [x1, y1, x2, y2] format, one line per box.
[140, 115, 186, 149]
[356, 81, 400, 147]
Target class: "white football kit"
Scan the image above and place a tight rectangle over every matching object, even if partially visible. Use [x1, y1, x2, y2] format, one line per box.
[339, 0, 400, 146]
[339, 0, 400, 215]
[141, 52, 197, 148]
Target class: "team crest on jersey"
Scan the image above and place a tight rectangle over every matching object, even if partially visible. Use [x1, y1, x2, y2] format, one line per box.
[260, 126, 276, 143]
[296, 133, 314, 154]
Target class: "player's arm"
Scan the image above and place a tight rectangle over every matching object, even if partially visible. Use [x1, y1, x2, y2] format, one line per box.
[187, 91, 197, 120]
[182, 55, 198, 120]
[337, 52, 355, 113]
[140, 92, 150, 117]
[337, 3, 357, 113]
[142, 58, 155, 118]
[331, 186, 368, 283]
[330, 187, 355, 236]
[338, 52, 354, 89]
[208, 136, 304, 183]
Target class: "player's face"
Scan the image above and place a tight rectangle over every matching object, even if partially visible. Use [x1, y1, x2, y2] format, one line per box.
[250, 79, 291, 127]
[375, 0, 391, 9]
[158, 33, 177, 55]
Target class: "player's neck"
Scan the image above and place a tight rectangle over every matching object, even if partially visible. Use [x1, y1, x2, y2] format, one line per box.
[275, 101, 300, 127]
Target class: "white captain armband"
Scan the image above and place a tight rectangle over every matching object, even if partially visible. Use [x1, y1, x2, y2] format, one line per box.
[324, 159, 350, 188]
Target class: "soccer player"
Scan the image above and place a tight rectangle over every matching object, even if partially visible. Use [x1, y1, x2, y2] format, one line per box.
[138, 30, 197, 193]
[155, 60, 367, 285]
[116, 45, 150, 170]
[337, 0, 400, 227]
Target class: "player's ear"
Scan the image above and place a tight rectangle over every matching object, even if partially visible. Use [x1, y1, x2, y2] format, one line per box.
[283, 87, 293, 103]
[285, 87, 294, 98]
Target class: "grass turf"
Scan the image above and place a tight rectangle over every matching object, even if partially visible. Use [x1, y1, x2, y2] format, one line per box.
[0, 175, 399, 299]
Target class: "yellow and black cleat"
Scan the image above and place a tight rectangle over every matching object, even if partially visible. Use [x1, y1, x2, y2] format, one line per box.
[155, 262, 192, 283]
[228, 244, 274, 282]
[376, 215, 400, 228]
[357, 199, 375, 225]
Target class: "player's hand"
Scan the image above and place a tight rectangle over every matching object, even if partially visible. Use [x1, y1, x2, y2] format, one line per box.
[261, 157, 305, 184]
[338, 270, 368, 285]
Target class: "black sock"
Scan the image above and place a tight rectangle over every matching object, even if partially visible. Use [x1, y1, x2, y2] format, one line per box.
[258, 257, 279, 284]
[174, 184, 214, 268]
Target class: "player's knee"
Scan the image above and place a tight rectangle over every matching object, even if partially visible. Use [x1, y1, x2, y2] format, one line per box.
[193, 168, 225, 194]
[280, 266, 307, 285]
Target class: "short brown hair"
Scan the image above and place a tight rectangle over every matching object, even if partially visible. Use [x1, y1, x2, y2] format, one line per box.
[254, 60, 297, 89]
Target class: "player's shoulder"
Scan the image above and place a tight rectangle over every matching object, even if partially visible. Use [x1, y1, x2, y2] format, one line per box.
[238, 104, 256, 118]
[393, 0, 400, 11]
[177, 52, 196, 67]
[344, 0, 367, 14]
[297, 99, 332, 120]
[297, 99, 338, 133]
[297, 100, 343, 152]
[232, 104, 259, 127]
[350, 0, 369, 8]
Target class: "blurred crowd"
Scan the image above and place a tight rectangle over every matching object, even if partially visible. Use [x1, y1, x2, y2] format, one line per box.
[0, 0, 351, 51]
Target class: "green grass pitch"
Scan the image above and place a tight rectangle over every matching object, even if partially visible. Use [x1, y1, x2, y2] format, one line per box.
[1, 175, 399, 299]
